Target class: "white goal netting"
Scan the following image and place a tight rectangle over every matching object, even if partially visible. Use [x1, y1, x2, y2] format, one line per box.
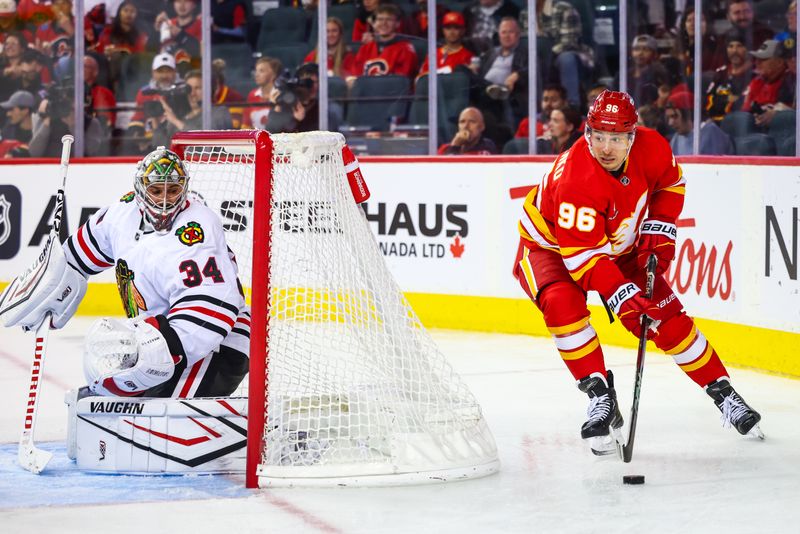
[176, 131, 498, 487]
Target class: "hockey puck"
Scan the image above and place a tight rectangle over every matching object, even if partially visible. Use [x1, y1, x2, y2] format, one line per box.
[623, 475, 645, 485]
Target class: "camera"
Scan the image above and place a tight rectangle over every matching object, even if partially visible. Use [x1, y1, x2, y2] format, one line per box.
[273, 69, 314, 108]
[141, 83, 192, 119]
[43, 80, 93, 120]
[44, 82, 75, 119]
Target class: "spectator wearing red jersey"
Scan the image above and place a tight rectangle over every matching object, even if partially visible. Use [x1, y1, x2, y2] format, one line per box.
[85, 55, 116, 129]
[96, 1, 149, 56]
[352, 0, 411, 44]
[243, 56, 281, 129]
[304, 17, 356, 78]
[348, 4, 418, 85]
[514, 84, 567, 139]
[155, 0, 201, 69]
[438, 107, 498, 155]
[418, 11, 473, 77]
[34, 0, 74, 59]
[741, 39, 795, 127]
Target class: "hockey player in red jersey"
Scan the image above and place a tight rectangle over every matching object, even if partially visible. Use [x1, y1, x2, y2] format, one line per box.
[514, 90, 763, 454]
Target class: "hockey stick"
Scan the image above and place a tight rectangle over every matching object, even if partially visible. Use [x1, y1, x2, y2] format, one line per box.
[616, 253, 658, 463]
[17, 134, 73, 474]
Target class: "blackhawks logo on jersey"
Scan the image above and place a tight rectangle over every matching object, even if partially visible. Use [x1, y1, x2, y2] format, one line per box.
[176, 221, 204, 246]
[115, 259, 146, 318]
[120, 191, 135, 203]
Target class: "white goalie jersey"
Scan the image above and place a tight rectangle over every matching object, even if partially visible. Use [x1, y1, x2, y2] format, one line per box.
[63, 191, 250, 397]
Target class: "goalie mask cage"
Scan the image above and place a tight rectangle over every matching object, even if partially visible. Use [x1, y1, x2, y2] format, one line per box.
[171, 130, 499, 488]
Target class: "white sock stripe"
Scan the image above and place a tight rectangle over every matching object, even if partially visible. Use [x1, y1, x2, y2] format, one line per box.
[553, 324, 597, 351]
[671, 331, 708, 364]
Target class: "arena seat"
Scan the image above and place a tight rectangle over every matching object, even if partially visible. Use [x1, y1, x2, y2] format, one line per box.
[720, 111, 757, 138]
[345, 75, 411, 131]
[257, 7, 308, 49]
[733, 133, 776, 156]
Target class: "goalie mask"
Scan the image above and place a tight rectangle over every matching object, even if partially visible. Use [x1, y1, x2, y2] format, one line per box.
[134, 147, 189, 233]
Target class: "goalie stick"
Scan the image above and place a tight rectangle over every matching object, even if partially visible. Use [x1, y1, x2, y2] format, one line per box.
[16, 134, 73, 474]
[615, 253, 658, 463]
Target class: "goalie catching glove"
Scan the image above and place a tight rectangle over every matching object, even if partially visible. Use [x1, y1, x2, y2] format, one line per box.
[0, 235, 86, 330]
[84, 317, 179, 396]
[637, 218, 677, 274]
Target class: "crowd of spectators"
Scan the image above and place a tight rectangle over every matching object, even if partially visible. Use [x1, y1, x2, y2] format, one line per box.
[0, 0, 796, 157]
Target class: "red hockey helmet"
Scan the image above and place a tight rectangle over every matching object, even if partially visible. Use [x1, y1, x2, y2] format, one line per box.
[586, 90, 638, 133]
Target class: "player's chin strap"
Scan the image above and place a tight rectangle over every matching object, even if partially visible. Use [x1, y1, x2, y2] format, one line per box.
[65, 392, 248, 474]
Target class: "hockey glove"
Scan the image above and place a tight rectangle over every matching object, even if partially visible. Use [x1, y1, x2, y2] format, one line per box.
[84, 317, 176, 396]
[0, 238, 87, 330]
[636, 219, 677, 274]
[606, 281, 663, 338]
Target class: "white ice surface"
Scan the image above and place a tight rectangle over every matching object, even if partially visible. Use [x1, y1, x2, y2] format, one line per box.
[1, 317, 799, 534]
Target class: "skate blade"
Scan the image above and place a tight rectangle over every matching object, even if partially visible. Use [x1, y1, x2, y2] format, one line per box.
[748, 424, 765, 440]
[588, 435, 617, 456]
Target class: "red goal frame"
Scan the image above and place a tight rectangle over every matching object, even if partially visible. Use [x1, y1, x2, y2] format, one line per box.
[171, 130, 271, 488]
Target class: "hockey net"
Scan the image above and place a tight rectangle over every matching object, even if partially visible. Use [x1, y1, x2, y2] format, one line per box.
[171, 130, 498, 488]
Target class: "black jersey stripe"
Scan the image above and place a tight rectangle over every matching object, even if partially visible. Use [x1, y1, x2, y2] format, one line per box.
[171, 294, 240, 315]
[231, 327, 250, 338]
[84, 222, 114, 263]
[170, 313, 229, 337]
[66, 237, 101, 275]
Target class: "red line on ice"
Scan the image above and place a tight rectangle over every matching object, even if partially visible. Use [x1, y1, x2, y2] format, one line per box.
[263, 492, 343, 534]
[0, 347, 73, 391]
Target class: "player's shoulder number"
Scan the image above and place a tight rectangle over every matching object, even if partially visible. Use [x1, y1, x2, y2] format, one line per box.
[558, 202, 596, 232]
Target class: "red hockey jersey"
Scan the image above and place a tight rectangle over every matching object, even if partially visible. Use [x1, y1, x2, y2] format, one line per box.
[349, 38, 419, 78]
[518, 127, 685, 299]
[418, 46, 473, 76]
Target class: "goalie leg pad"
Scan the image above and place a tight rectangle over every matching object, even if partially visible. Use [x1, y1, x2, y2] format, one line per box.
[71, 395, 248, 473]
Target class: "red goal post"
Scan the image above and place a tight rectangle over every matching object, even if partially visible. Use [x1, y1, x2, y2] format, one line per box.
[172, 130, 271, 488]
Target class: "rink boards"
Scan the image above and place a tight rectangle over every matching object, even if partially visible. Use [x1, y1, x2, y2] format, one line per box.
[0, 155, 798, 377]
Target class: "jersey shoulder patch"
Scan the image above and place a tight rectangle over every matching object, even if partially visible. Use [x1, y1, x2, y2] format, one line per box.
[120, 191, 135, 203]
[175, 221, 204, 246]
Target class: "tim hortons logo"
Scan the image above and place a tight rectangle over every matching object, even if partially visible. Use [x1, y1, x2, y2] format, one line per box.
[90, 401, 145, 414]
[664, 217, 732, 300]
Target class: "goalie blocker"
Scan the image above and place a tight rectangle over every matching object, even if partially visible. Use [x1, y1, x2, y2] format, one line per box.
[65, 390, 248, 473]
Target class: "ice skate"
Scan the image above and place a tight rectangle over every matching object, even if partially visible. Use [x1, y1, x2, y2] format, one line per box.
[577, 370, 624, 455]
[705, 378, 764, 439]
